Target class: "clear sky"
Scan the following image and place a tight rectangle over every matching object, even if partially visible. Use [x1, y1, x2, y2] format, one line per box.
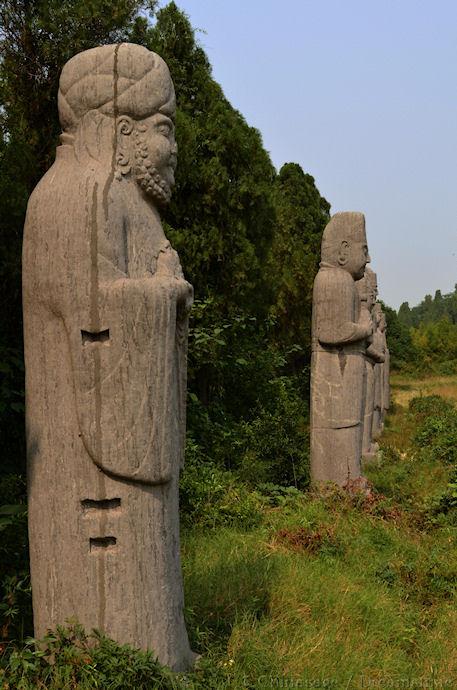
[167, 0, 457, 309]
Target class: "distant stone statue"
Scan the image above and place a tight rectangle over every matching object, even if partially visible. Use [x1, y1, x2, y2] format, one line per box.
[358, 268, 384, 460]
[371, 303, 386, 441]
[23, 43, 195, 671]
[310, 212, 372, 486]
[380, 310, 390, 424]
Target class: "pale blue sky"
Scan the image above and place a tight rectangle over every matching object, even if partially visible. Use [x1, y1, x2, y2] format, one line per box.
[170, 0, 457, 309]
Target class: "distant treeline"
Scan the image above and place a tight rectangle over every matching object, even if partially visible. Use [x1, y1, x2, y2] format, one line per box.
[385, 287, 457, 374]
[398, 287, 457, 327]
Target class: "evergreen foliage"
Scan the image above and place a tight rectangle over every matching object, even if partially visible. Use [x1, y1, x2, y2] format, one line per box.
[269, 163, 330, 363]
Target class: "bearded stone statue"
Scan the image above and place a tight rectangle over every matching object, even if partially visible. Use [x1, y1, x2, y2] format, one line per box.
[23, 43, 195, 671]
[310, 212, 372, 487]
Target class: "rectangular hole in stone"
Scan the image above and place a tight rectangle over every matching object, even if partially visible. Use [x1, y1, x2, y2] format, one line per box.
[81, 329, 110, 345]
[90, 536, 117, 551]
[81, 498, 121, 511]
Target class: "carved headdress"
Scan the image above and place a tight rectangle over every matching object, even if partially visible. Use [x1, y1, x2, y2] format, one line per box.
[58, 42, 175, 132]
[321, 212, 366, 262]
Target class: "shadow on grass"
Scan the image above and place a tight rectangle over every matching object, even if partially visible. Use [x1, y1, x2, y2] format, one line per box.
[182, 533, 275, 653]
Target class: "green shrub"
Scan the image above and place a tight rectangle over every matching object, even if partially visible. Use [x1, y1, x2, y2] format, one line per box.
[409, 395, 457, 464]
[0, 624, 181, 689]
[180, 444, 263, 529]
[0, 474, 31, 644]
[420, 465, 457, 527]
[412, 410, 457, 464]
[408, 394, 453, 418]
[257, 483, 303, 508]
[236, 376, 310, 488]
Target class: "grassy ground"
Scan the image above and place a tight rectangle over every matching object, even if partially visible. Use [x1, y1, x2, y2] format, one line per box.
[179, 374, 457, 689]
[3, 374, 457, 689]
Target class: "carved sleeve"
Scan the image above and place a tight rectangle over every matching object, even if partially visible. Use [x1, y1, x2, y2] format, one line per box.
[366, 343, 385, 363]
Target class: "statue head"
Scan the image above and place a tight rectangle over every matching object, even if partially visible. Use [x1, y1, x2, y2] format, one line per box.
[58, 43, 176, 206]
[321, 212, 370, 280]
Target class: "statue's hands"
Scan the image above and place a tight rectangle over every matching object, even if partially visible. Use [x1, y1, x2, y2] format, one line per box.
[359, 310, 373, 338]
[156, 248, 193, 313]
[156, 246, 181, 277]
[177, 279, 193, 315]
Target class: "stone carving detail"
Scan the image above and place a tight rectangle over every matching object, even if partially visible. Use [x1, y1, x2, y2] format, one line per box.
[310, 212, 372, 486]
[23, 43, 195, 671]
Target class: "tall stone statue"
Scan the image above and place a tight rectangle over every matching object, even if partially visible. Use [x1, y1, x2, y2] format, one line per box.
[310, 212, 372, 486]
[23, 44, 195, 671]
[371, 303, 386, 441]
[358, 268, 384, 460]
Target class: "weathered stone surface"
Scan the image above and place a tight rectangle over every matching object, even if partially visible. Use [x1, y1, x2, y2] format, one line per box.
[310, 212, 372, 486]
[23, 43, 195, 671]
[358, 268, 384, 460]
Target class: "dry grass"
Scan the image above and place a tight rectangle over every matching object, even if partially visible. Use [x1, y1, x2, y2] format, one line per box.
[391, 372, 457, 407]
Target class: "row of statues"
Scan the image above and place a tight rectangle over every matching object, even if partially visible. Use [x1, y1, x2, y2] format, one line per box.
[310, 212, 390, 488]
[22, 44, 391, 672]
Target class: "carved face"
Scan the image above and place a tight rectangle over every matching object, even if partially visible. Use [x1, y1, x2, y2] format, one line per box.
[133, 113, 177, 205]
[339, 240, 370, 280]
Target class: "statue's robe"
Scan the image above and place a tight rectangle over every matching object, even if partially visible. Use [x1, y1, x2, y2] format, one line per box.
[23, 141, 194, 671]
[362, 327, 385, 458]
[371, 325, 386, 441]
[310, 263, 367, 486]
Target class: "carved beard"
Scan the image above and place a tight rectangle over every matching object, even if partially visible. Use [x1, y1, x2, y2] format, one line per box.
[133, 138, 172, 206]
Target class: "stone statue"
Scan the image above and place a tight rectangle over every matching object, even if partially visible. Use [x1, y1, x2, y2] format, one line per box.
[380, 310, 390, 424]
[23, 43, 195, 671]
[371, 303, 386, 441]
[358, 268, 384, 460]
[310, 212, 372, 486]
